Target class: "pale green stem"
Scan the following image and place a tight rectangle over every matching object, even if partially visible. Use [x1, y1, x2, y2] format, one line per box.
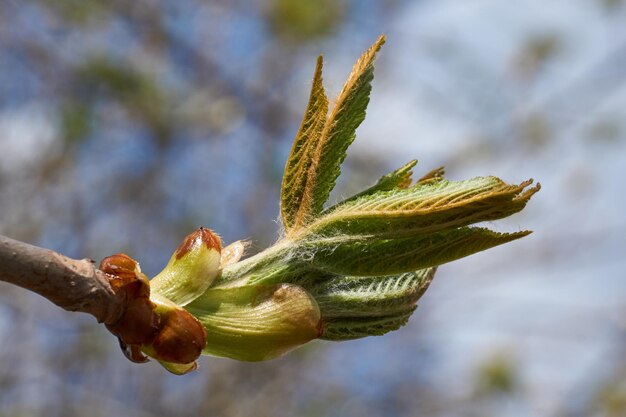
[216, 240, 303, 287]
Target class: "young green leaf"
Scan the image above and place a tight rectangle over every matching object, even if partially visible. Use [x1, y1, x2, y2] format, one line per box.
[307, 227, 531, 276]
[284, 35, 386, 235]
[320, 309, 416, 341]
[343, 159, 417, 197]
[309, 177, 540, 239]
[323, 159, 417, 213]
[310, 267, 436, 318]
[281, 56, 329, 233]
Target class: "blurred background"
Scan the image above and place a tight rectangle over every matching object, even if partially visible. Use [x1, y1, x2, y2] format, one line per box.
[1, 0, 625, 416]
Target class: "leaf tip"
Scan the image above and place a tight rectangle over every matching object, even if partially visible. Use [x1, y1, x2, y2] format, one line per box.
[497, 229, 533, 243]
[418, 166, 446, 184]
[313, 55, 325, 83]
[515, 179, 541, 203]
[374, 34, 387, 50]
[361, 35, 386, 65]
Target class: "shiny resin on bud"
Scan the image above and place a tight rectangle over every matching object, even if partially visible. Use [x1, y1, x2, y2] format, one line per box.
[100, 254, 159, 345]
[148, 295, 207, 365]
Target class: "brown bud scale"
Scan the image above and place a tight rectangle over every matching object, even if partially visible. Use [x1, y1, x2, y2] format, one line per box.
[99, 254, 160, 352]
[151, 307, 207, 364]
[175, 227, 222, 260]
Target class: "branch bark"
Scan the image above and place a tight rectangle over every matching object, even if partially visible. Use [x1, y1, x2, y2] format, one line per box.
[0, 234, 124, 324]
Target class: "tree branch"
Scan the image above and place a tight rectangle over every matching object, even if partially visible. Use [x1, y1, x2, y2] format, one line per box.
[0, 234, 124, 324]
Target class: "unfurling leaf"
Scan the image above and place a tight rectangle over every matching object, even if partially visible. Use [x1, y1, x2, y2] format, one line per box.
[310, 268, 436, 319]
[323, 159, 418, 212]
[318, 309, 416, 341]
[309, 268, 436, 340]
[309, 177, 540, 239]
[281, 35, 386, 235]
[281, 56, 329, 233]
[307, 228, 531, 276]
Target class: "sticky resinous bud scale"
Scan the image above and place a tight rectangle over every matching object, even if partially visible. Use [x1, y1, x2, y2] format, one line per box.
[100, 228, 220, 374]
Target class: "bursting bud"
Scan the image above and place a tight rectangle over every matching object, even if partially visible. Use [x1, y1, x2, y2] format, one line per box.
[150, 227, 222, 306]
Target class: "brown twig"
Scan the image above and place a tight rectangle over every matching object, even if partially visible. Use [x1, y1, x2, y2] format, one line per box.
[0, 234, 124, 325]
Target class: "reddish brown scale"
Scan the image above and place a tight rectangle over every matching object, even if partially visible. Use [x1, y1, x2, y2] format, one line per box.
[100, 253, 143, 283]
[151, 308, 207, 364]
[99, 254, 160, 349]
[175, 227, 222, 260]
